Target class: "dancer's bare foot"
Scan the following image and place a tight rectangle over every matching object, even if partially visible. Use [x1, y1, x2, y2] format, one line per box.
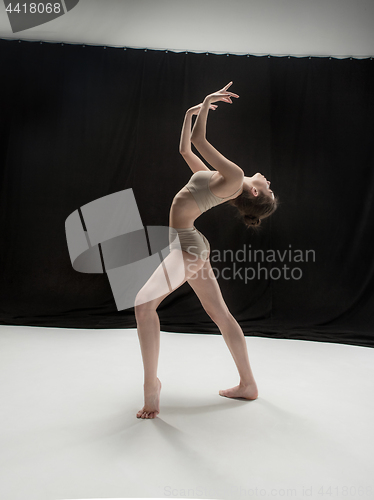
[136, 378, 162, 419]
[219, 382, 258, 400]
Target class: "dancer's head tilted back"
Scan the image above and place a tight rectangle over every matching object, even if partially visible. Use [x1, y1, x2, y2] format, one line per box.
[228, 173, 279, 229]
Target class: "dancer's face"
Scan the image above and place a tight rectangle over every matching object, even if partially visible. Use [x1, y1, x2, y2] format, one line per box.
[244, 173, 274, 199]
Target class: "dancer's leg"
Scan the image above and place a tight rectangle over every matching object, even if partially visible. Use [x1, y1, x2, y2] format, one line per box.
[187, 258, 258, 399]
[134, 249, 207, 419]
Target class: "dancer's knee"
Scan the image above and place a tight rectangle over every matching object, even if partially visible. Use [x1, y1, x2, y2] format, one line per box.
[207, 306, 232, 327]
[134, 293, 157, 320]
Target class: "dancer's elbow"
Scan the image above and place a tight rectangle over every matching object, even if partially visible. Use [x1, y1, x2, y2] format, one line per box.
[179, 148, 188, 156]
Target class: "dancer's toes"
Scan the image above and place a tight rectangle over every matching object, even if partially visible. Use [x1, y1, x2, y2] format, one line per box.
[137, 407, 157, 419]
[142, 410, 157, 419]
[219, 388, 234, 397]
[136, 408, 148, 419]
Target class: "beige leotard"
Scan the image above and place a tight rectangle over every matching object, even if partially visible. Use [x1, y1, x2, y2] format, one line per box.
[169, 170, 242, 261]
[185, 170, 243, 214]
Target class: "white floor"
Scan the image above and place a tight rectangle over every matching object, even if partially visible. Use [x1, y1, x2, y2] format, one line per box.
[0, 325, 373, 500]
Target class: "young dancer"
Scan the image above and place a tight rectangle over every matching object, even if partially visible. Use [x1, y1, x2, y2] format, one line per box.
[135, 82, 278, 419]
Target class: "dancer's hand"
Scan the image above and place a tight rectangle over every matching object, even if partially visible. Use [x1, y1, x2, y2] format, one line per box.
[204, 81, 239, 104]
[187, 103, 218, 115]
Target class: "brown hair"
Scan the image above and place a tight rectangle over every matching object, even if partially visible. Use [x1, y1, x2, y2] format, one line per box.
[228, 188, 279, 229]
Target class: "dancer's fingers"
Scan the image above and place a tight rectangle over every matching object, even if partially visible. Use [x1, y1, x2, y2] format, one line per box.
[220, 90, 239, 99]
[226, 91, 239, 98]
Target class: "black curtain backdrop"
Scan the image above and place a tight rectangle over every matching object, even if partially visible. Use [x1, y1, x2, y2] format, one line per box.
[0, 39, 373, 347]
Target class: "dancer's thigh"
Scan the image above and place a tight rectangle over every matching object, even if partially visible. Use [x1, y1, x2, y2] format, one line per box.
[134, 250, 207, 311]
[187, 258, 231, 322]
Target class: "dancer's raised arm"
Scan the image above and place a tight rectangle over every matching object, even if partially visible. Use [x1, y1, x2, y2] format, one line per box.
[191, 82, 244, 182]
[179, 103, 217, 173]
